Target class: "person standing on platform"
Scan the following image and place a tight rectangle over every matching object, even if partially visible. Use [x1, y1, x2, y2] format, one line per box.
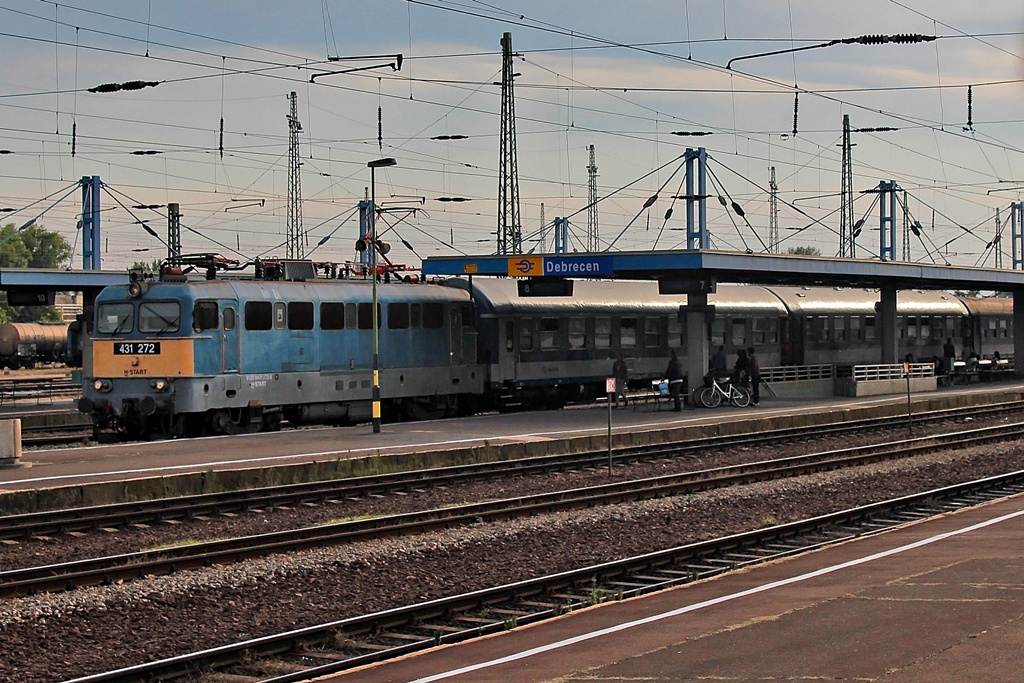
[943, 337, 956, 373]
[666, 349, 684, 412]
[747, 346, 761, 406]
[612, 353, 629, 407]
[733, 348, 750, 385]
[711, 345, 728, 378]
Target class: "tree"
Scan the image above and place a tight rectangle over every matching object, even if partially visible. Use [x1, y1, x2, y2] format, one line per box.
[130, 258, 164, 273]
[787, 245, 822, 257]
[0, 223, 72, 323]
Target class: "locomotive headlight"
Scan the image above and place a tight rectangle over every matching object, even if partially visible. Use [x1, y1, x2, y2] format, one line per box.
[127, 280, 148, 299]
[92, 379, 113, 393]
[150, 379, 170, 392]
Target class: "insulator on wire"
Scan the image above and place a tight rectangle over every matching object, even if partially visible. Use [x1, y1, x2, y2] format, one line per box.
[219, 117, 224, 159]
[731, 201, 745, 217]
[964, 85, 974, 131]
[642, 194, 658, 209]
[664, 207, 673, 220]
[717, 196, 728, 207]
[792, 93, 799, 136]
[71, 121, 77, 157]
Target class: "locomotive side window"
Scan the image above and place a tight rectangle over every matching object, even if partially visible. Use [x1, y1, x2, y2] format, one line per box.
[223, 307, 235, 331]
[595, 317, 611, 348]
[568, 318, 586, 349]
[411, 303, 422, 328]
[288, 302, 313, 330]
[620, 318, 637, 348]
[345, 303, 357, 329]
[388, 303, 410, 329]
[244, 301, 272, 330]
[357, 302, 381, 329]
[139, 301, 180, 334]
[422, 303, 444, 329]
[192, 301, 219, 332]
[320, 302, 345, 330]
[97, 302, 134, 334]
[539, 318, 559, 350]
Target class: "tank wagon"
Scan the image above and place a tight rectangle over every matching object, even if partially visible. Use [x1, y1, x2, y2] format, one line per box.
[78, 263, 1014, 438]
[0, 322, 70, 368]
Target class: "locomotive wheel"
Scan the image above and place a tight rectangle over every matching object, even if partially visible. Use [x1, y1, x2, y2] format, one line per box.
[209, 409, 239, 435]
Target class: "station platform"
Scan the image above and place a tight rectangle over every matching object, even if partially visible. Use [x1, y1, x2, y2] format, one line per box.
[1, 382, 1023, 509]
[328, 491, 1024, 683]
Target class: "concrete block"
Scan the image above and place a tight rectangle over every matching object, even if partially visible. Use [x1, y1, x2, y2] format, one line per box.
[0, 419, 24, 468]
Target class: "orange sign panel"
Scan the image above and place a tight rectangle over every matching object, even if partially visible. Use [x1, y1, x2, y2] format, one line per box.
[92, 339, 195, 377]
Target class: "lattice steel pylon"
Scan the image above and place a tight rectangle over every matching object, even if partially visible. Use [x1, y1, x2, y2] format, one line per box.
[497, 32, 522, 255]
[587, 144, 599, 252]
[839, 114, 854, 257]
[768, 166, 779, 254]
[286, 91, 304, 260]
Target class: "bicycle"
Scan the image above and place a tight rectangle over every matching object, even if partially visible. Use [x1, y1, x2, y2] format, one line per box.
[695, 375, 751, 408]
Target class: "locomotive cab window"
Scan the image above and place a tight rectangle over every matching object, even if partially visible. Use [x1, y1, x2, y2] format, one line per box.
[357, 302, 381, 329]
[192, 301, 219, 332]
[223, 307, 235, 331]
[139, 301, 180, 334]
[288, 302, 313, 330]
[97, 302, 134, 334]
[422, 303, 444, 329]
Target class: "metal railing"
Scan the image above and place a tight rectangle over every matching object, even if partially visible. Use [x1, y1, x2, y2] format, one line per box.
[760, 364, 834, 382]
[848, 363, 935, 381]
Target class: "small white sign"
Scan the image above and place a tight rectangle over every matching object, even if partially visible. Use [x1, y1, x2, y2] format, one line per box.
[606, 377, 616, 393]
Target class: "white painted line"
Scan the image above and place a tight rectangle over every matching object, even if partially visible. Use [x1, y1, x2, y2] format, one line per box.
[407, 506, 1024, 683]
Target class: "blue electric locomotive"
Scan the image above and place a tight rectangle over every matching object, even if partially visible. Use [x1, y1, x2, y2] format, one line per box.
[79, 268, 481, 437]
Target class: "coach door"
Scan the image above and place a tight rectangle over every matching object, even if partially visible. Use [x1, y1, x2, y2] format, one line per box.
[222, 304, 239, 373]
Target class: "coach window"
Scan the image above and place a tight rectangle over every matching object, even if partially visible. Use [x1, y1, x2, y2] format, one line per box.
[643, 318, 661, 348]
[595, 317, 611, 349]
[320, 303, 345, 330]
[540, 318, 560, 350]
[345, 303, 358, 329]
[244, 301, 272, 331]
[751, 317, 766, 344]
[731, 318, 746, 346]
[834, 315, 846, 342]
[711, 318, 725, 346]
[423, 303, 444, 329]
[274, 302, 286, 330]
[814, 316, 828, 342]
[1000, 319, 1008, 338]
[768, 318, 778, 344]
[505, 320, 515, 351]
[920, 316, 932, 340]
[288, 302, 314, 330]
[520, 319, 534, 351]
[906, 316, 918, 340]
[568, 318, 586, 349]
[357, 302, 381, 329]
[192, 300, 219, 332]
[388, 303, 410, 329]
[667, 316, 683, 348]
[865, 316, 876, 341]
[850, 316, 862, 341]
[621, 318, 637, 348]
[410, 303, 422, 328]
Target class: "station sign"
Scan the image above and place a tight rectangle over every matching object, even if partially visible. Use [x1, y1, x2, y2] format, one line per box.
[506, 255, 613, 278]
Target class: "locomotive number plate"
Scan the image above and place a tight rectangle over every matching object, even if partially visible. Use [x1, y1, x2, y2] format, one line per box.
[113, 342, 162, 355]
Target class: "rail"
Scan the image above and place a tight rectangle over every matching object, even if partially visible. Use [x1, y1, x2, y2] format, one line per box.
[0, 377, 79, 406]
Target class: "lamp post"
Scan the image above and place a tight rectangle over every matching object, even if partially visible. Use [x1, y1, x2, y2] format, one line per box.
[367, 157, 397, 434]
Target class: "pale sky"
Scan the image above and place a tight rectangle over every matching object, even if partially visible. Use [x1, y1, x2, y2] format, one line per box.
[2, 0, 1023, 271]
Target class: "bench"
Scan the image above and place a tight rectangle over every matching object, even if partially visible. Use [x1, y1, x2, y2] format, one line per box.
[631, 380, 679, 411]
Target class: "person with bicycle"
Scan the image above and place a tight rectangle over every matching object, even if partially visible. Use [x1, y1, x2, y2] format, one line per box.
[746, 346, 761, 406]
[665, 349, 684, 411]
[732, 348, 750, 386]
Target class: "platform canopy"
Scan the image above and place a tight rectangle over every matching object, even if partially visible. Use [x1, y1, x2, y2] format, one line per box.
[423, 250, 1024, 293]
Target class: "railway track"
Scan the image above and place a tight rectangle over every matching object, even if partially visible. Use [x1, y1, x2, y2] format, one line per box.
[3, 399, 1022, 541]
[63, 471, 1024, 683]
[4, 419, 1023, 599]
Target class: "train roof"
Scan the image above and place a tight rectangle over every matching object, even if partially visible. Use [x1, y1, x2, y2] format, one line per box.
[444, 279, 787, 315]
[96, 278, 471, 304]
[957, 295, 1013, 315]
[764, 286, 971, 316]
